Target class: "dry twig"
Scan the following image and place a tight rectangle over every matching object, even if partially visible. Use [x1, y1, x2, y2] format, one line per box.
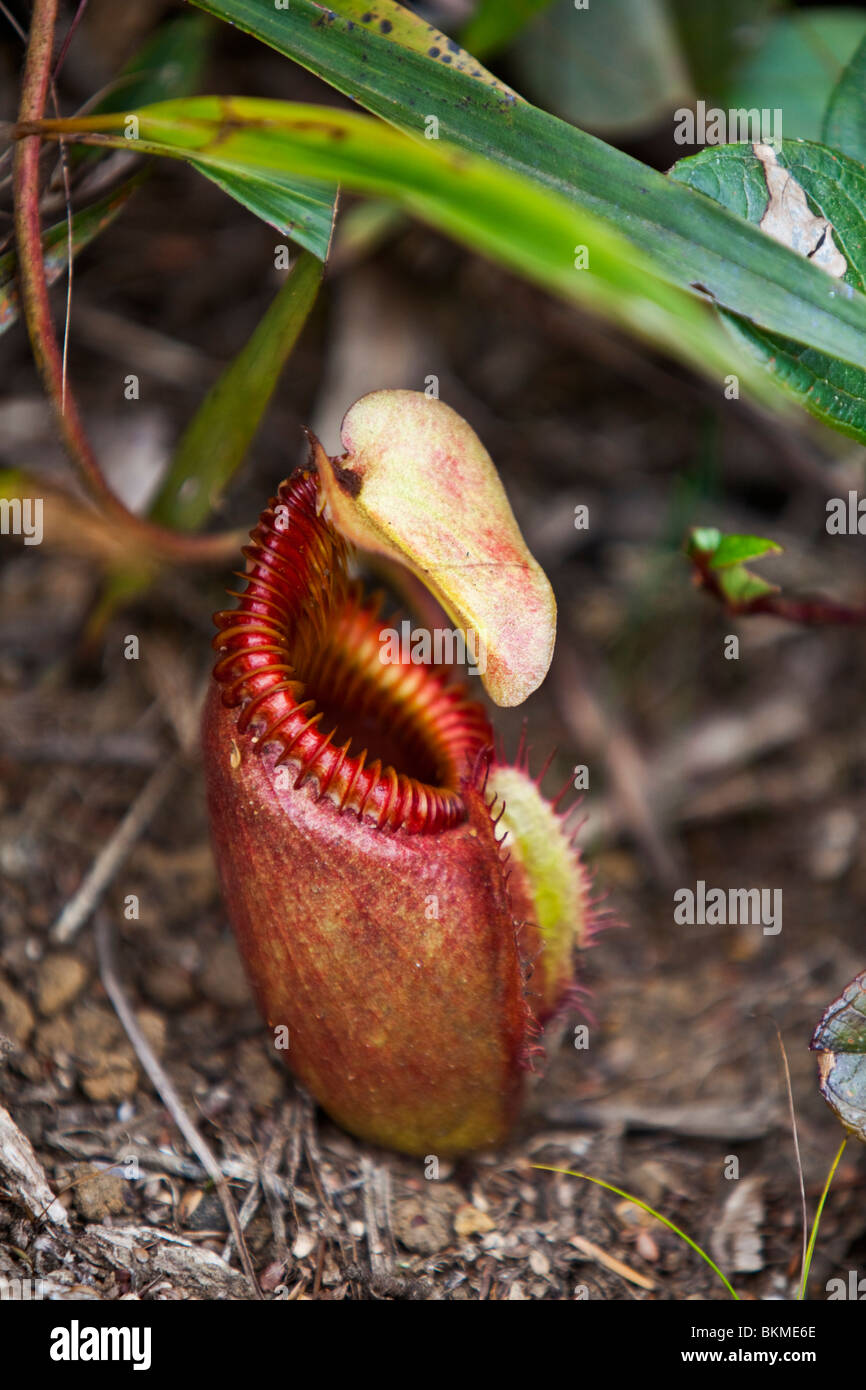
[95, 912, 263, 1299]
[52, 758, 178, 942]
[0, 1103, 69, 1228]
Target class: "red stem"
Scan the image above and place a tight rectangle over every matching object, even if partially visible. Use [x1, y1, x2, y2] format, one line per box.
[12, 0, 240, 567]
[743, 593, 866, 626]
[691, 552, 866, 626]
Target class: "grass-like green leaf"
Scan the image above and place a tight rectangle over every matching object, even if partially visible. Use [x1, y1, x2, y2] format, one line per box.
[84, 9, 336, 254]
[673, 139, 866, 443]
[68, 13, 211, 175]
[191, 163, 336, 259]
[150, 249, 322, 532]
[31, 98, 785, 403]
[0, 179, 140, 337]
[798, 1137, 847, 1300]
[533, 1164, 739, 1299]
[187, 0, 866, 384]
[823, 33, 866, 165]
[2, 16, 208, 336]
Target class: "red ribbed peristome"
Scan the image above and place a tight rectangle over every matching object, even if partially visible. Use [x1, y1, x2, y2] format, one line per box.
[211, 470, 494, 834]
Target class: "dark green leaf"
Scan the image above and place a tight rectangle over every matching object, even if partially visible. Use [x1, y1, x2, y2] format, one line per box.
[70, 13, 211, 172]
[672, 139, 866, 442]
[39, 98, 780, 401]
[87, 11, 336, 254]
[187, 0, 866, 385]
[150, 250, 322, 532]
[191, 163, 336, 259]
[3, 16, 206, 335]
[823, 33, 866, 164]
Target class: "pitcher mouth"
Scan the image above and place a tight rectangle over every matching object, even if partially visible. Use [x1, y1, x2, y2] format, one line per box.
[211, 469, 494, 833]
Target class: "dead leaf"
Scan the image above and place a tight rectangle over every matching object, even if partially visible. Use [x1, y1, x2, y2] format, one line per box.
[710, 1175, 764, 1273]
[754, 143, 846, 277]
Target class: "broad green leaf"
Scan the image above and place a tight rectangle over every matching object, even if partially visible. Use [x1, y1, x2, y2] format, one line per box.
[686, 528, 783, 569]
[722, 10, 866, 145]
[187, 1, 866, 389]
[460, 0, 556, 59]
[672, 139, 866, 443]
[708, 534, 783, 569]
[509, 0, 691, 136]
[823, 33, 866, 164]
[811, 971, 866, 1144]
[0, 179, 140, 337]
[687, 523, 866, 622]
[150, 250, 322, 532]
[32, 98, 784, 401]
[686, 527, 781, 607]
[713, 564, 778, 605]
[190, 163, 336, 258]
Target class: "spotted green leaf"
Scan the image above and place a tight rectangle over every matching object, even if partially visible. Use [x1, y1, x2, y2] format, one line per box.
[188, 0, 866, 391]
[31, 98, 778, 401]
